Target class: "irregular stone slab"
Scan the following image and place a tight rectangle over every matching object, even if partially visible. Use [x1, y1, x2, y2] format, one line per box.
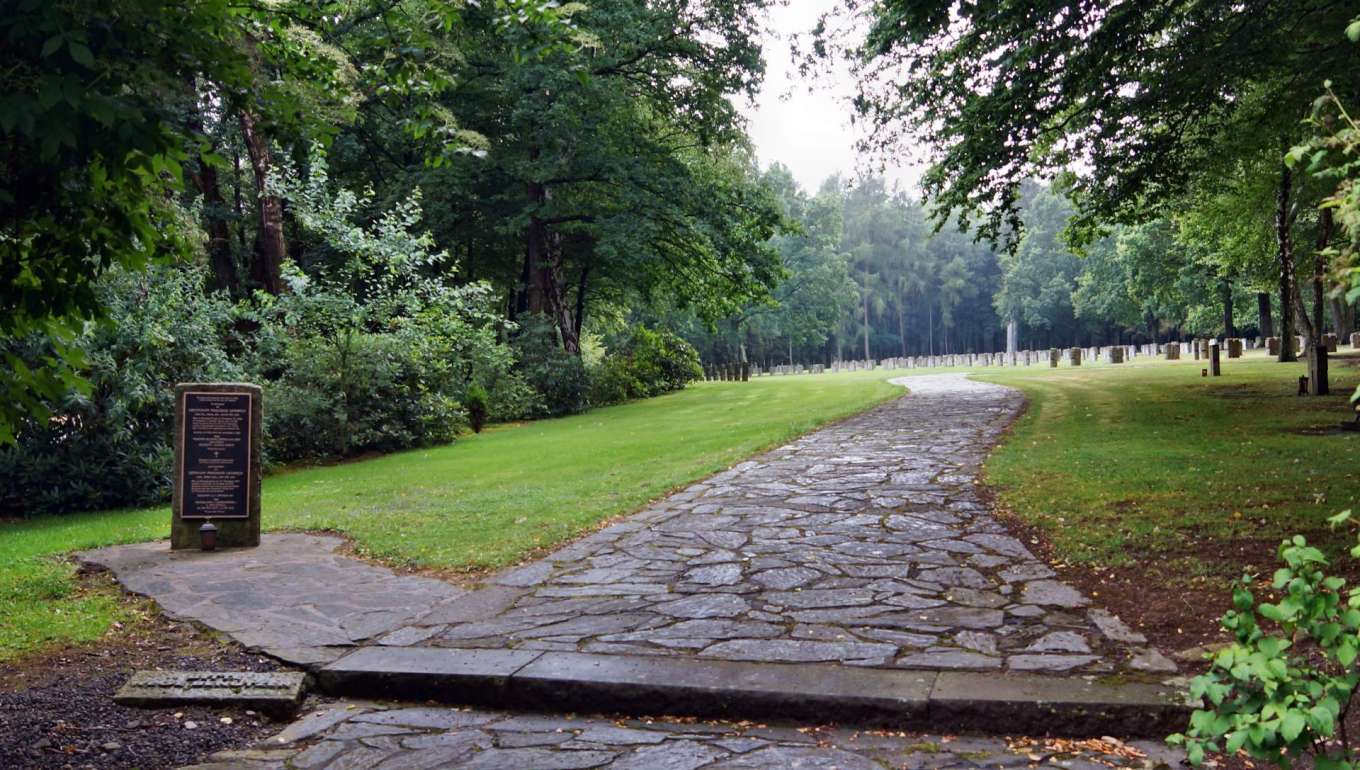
[700, 640, 897, 664]
[114, 670, 306, 714]
[79, 533, 467, 664]
[1021, 580, 1090, 608]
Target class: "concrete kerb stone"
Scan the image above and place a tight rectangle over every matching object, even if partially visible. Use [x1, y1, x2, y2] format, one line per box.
[316, 647, 1188, 738]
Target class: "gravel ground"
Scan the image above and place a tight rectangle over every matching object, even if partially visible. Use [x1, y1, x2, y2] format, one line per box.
[0, 582, 291, 770]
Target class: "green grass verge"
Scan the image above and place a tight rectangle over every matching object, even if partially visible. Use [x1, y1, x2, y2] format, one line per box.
[0, 373, 902, 662]
[978, 349, 1360, 573]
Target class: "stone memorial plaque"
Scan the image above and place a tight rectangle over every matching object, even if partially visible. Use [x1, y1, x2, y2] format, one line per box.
[115, 671, 306, 713]
[180, 391, 252, 519]
[172, 383, 262, 550]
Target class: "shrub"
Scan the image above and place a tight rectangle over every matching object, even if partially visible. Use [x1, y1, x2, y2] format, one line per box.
[1169, 510, 1360, 768]
[466, 382, 489, 433]
[623, 327, 703, 396]
[586, 327, 704, 407]
[0, 264, 242, 515]
[513, 316, 589, 417]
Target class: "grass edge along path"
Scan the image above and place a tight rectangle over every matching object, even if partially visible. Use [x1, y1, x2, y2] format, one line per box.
[1, 373, 905, 664]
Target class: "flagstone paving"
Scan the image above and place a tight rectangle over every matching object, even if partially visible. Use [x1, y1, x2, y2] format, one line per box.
[392, 375, 1173, 677]
[82, 375, 1174, 677]
[181, 701, 1183, 770]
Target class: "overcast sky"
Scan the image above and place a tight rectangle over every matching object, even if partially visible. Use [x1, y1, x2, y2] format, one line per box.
[738, 1, 924, 195]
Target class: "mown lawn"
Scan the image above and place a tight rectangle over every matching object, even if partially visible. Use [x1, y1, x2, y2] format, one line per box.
[979, 349, 1360, 574]
[0, 373, 903, 663]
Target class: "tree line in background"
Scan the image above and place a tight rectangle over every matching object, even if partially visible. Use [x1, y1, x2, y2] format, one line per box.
[4, 0, 1360, 517]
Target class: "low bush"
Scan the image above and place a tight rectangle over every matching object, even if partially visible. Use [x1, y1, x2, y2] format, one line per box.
[1170, 510, 1360, 768]
[586, 327, 704, 407]
[513, 316, 589, 417]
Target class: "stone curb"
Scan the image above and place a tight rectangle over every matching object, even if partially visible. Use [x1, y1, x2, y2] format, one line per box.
[316, 647, 1189, 738]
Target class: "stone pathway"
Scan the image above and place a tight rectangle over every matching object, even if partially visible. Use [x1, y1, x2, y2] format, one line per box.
[183, 700, 1183, 770]
[386, 375, 1171, 676]
[80, 534, 467, 668]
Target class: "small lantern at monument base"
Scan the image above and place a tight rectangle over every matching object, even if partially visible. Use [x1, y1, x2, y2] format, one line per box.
[199, 522, 218, 551]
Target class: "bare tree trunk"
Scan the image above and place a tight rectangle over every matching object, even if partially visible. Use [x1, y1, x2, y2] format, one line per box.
[927, 303, 934, 356]
[238, 110, 285, 295]
[1221, 278, 1235, 338]
[1331, 295, 1354, 337]
[862, 271, 871, 361]
[1295, 208, 1332, 395]
[1276, 160, 1298, 362]
[523, 167, 579, 354]
[185, 102, 239, 296]
[897, 301, 907, 357]
[1257, 292, 1274, 338]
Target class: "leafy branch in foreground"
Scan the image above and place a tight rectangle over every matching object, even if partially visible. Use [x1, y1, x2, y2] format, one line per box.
[1170, 511, 1360, 768]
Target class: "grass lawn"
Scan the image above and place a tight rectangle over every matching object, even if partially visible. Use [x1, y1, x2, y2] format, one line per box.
[0, 373, 903, 663]
[979, 349, 1360, 575]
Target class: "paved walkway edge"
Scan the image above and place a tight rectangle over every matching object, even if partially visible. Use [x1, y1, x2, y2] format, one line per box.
[316, 647, 1188, 738]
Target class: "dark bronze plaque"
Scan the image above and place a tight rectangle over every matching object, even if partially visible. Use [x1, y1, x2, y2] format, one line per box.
[179, 391, 252, 519]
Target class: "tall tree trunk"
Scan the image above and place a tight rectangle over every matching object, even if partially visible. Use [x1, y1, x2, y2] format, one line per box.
[1295, 208, 1332, 395]
[1331, 295, 1354, 337]
[1221, 278, 1235, 338]
[1257, 292, 1274, 338]
[523, 168, 579, 354]
[861, 271, 871, 361]
[927, 302, 934, 356]
[184, 103, 238, 296]
[897, 301, 907, 357]
[238, 110, 285, 295]
[1276, 160, 1298, 361]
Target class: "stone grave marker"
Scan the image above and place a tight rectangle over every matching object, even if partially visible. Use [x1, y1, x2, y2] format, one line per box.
[1069, 347, 1082, 366]
[1108, 346, 1124, 364]
[1266, 336, 1280, 356]
[1352, 332, 1360, 349]
[115, 671, 306, 715]
[1165, 342, 1180, 360]
[1209, 341, 1221, 376]
[1324, 333, 1338, 352]
[172, 383, 262, 550]
[1227, 338, 1243, 358]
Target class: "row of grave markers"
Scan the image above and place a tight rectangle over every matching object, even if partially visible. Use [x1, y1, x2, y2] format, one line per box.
[706, 331, 1360, 380]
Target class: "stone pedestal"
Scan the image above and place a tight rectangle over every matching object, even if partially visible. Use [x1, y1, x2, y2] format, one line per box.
[172, 383, 262, 550]
[1165, 342, 1180, 361]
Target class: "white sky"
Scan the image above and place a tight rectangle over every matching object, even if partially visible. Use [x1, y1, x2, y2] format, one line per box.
[738, 0, 924, 195]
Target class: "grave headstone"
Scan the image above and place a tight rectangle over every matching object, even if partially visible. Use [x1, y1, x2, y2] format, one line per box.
[1069, 347, 1082, 366]
[1108, 346, 1124, 364]
[1266, 336, 1280, 356]
[1227, 338, 1243, 359]
[1165, 342, 1180, 360]
[1049, 348, 1060, 368]
[1352, 332, 1360, 349]
[171, 383, 262, 550]
[1209, 341, 1221, 376]
[1324, 333, 1339, 352]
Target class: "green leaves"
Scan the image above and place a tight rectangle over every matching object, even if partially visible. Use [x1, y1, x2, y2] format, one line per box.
[1173, 530, 1360, 767]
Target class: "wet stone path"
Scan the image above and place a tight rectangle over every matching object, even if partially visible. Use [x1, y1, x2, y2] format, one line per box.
[183, 701, 1182, 770]
[391, 375, 1173, 676]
